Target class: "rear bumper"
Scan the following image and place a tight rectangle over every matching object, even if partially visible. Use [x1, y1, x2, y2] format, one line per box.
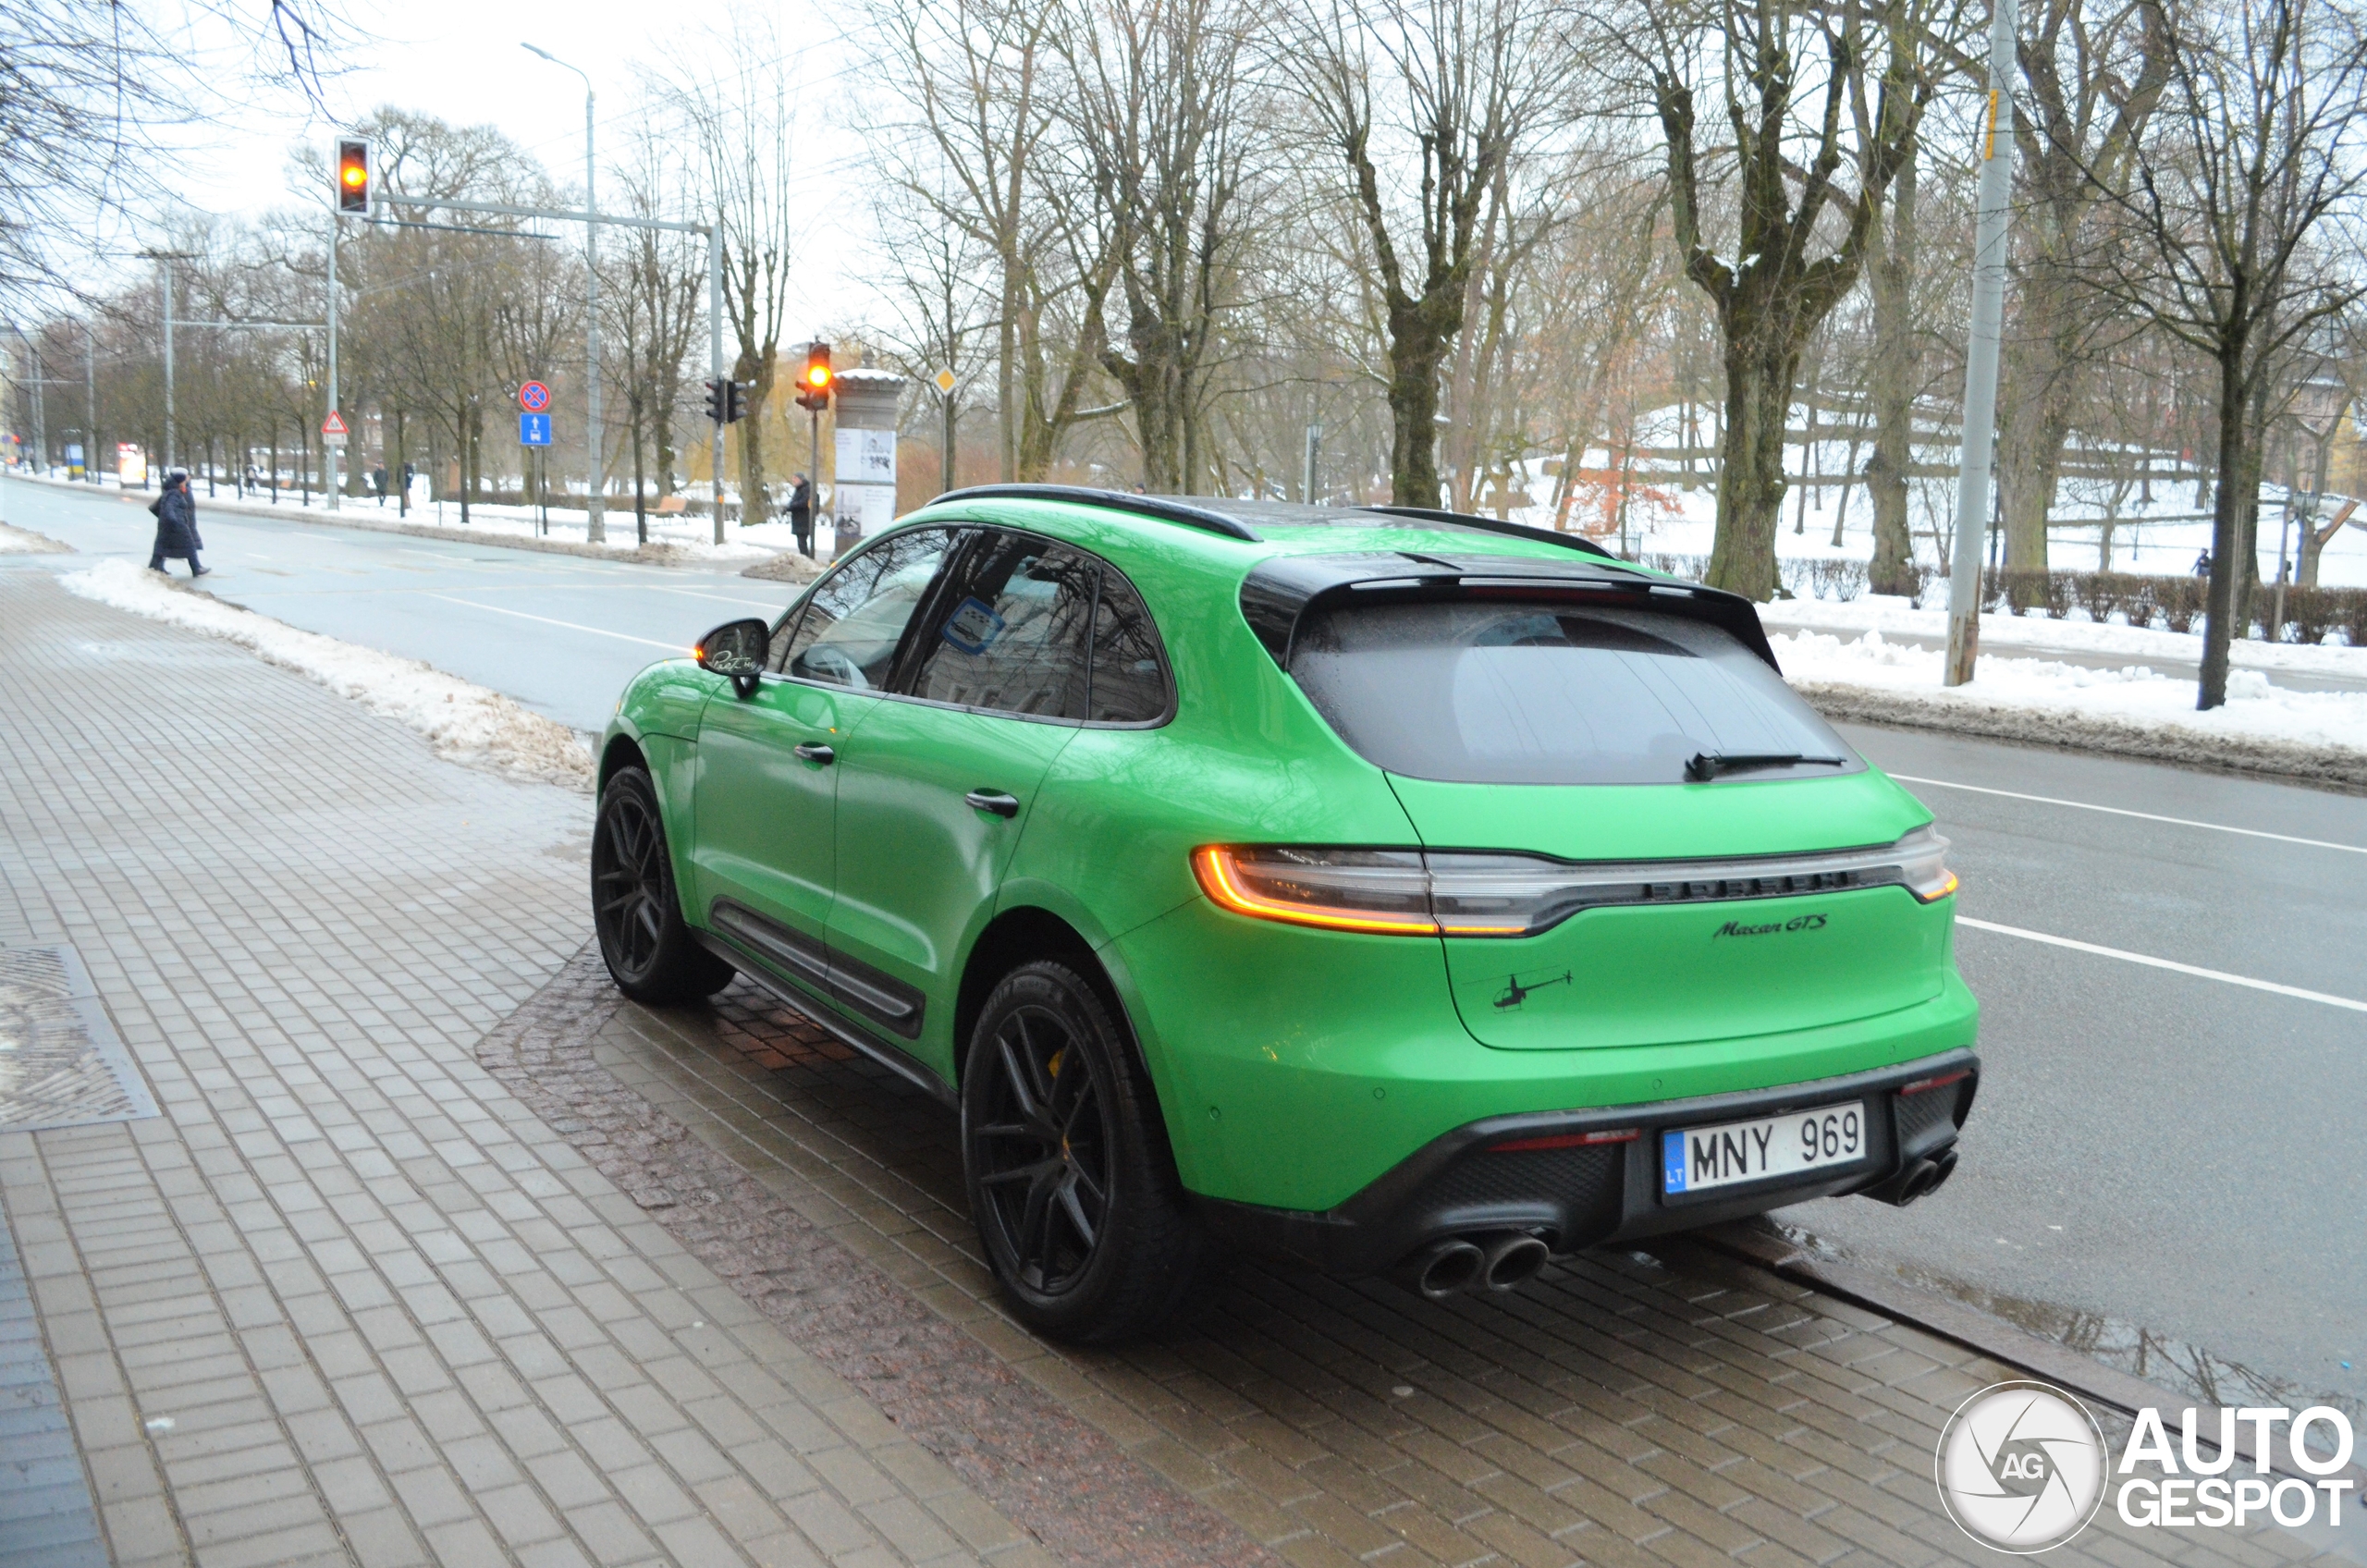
[1193, 1048, 1978, 1277]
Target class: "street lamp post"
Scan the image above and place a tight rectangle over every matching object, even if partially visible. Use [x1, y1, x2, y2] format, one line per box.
[524, 43, 604, 544]
[139, 250, 198, 482]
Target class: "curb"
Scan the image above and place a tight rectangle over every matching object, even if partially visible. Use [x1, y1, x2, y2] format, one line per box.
[1797, 680, 2367, 791]
[1695, 1222, 2367, 1488]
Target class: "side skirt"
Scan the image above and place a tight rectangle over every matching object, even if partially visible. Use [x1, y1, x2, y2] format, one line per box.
[693, 930, 958, 1110]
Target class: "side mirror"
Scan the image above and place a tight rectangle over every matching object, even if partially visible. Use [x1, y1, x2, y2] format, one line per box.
[695, 618, 769, 696]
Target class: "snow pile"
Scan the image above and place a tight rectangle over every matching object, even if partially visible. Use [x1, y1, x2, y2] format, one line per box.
[0, 521, 71, 553]
[61, 558, 594, 791]
[1776, 627, 2367, 784]
[1762, 594, 2363, 671]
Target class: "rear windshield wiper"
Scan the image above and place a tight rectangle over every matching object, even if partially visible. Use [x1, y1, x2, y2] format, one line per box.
[1684, 751, 1846, 782]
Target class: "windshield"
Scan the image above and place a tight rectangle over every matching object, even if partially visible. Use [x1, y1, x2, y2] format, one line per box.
[1287, 597, 1858, 786]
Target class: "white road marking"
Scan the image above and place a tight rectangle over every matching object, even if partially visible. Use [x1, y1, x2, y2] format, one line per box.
[425, 594, 685, 650]
[1890, 773, 2367, 855]
[654, 586, 787, 612]
[1956, 917, 2367, 1012]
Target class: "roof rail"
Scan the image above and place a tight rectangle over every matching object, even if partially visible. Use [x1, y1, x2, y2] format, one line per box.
[1356, 505, 1627, 563]
[931, 484, 1263, 543]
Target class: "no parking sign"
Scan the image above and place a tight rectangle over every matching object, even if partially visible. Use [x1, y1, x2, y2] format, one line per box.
[519, 381, 550, 413]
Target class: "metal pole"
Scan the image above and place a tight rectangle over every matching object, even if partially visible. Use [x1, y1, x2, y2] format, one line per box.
[31, 345, 45, 474]
[161, 261, 175, 475]
[811, 405, 821, 549]
[943, 384, 956, 492]
[583, 83, 604, 544]
[709, 223, 725, 545]
[86, 323, 98, 484]
[1944, 0, 2017, 687]
[327, 214, 341, 511]
[2272, 492, 2299, 637]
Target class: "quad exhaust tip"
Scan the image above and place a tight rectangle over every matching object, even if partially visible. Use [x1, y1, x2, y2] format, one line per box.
[1400, 1232, 1551, 1300]
[1876, 1146, 1961, 1207]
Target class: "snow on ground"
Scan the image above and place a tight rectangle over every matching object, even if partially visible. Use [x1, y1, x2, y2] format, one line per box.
[0, 521, 71, 552]
[1760, 594, 2367, 672]
[61, 558, 595, 790]
[13, 470, 783, 566]
[1773, 626, 2367, 759]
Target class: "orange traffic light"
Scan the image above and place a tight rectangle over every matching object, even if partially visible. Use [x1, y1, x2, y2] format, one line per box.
[796, 341, 832, 410]
[336, 139, 370, 214]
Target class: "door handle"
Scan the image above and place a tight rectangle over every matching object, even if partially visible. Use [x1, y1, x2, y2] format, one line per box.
[964, 790, 1021, 818]
[792, 743, 835, 766]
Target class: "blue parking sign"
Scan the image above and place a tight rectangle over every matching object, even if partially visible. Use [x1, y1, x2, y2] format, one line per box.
[520, 411, 552, 447]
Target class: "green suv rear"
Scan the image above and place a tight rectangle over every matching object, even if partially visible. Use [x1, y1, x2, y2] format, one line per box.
[592, 487, 1979, 1341]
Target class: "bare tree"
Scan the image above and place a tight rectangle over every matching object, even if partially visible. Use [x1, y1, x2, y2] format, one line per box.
[658, 20, 799, 523]
[2085, 0, 2367, 705]
[1637, 0, 1949, 597]
[1060, 0, 1262, 492]
[1282, 0, 1563, 505]
[1982, 0, 2174, 571]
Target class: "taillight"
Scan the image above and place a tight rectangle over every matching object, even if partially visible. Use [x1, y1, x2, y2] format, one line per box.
[1190, 846, 1437, 934]
[1193, 827, 1960, 938]
[1895, 826, 1959, 902]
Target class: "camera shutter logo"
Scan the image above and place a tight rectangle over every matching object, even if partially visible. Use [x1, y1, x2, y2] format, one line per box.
[1935, 1381, 2107, 1552]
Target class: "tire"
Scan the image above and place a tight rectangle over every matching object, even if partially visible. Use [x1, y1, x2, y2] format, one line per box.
[591, 766, 735, 1005]
[962, 961, 1204, 1343]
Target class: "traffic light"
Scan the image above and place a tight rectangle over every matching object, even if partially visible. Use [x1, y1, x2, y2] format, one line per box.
[705, 378, 749, 424]
[795, 341, 832, 410]
[335, 139, 370, 214]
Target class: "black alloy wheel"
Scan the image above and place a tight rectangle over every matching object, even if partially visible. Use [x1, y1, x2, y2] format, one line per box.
[962, 961, 1203, 1342]
[591, 767, 734, 1005]
[973, 1002, 1114, 1294]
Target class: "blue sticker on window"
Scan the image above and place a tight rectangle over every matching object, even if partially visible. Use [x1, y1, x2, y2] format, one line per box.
[941, 596, 1006, 655]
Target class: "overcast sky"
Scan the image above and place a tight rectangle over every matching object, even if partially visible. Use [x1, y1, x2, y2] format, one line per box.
[162, 0, 875, 333]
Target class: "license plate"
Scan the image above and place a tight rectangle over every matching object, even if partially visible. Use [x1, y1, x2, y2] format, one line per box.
[1662, 1101, 1867, 1195]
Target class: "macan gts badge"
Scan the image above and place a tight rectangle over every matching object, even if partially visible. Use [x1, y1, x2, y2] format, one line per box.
[592, 486, 1978, 1342]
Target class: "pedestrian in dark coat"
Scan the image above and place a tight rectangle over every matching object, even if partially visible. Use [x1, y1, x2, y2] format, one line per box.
[147, 472, 207, 577]
[789, 472, 815, 557]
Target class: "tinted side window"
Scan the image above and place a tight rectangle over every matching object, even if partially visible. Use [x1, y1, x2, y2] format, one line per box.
[905, 532, 1095, 718]
[776, 528, 957, 688]
[1087, 568, 1171, 723]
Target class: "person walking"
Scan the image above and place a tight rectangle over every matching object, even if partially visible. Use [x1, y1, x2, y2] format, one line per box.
[147, 471, 207, 577]
[788, 472, 815, 558]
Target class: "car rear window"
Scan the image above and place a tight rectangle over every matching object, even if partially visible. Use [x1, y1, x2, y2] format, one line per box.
[1286, 597, 1858, 786]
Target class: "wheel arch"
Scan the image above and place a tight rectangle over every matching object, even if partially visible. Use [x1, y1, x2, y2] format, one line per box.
[598, 731, 648, 793]
[954, 906, 1112, 1081]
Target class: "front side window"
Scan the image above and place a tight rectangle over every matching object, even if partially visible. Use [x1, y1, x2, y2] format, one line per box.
[774, 527, 957, 688]
[905, 531, 1096, 718]
[1288, 597, 1858, 785]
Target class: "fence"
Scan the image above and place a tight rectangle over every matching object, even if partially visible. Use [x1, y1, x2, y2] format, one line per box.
[1633, 554, 2365, 646]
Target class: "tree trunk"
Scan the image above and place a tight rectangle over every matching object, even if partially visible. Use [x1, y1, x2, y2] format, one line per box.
[2199, 342, 2248, 709]
[1709, 327, 1799, 602]
[1864, 146, 1919, 595]
[1995, 273, 2083, 571]
[1385, 300, 1453, 508]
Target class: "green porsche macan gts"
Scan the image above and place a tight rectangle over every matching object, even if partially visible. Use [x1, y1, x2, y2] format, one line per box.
[592, 486, 1978, 1341]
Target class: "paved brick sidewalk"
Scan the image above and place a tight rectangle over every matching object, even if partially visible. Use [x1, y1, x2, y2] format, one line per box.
[0, 566, 1047, 1567]
[3, 559, 2347, 1568]
[564, 984, 2345, 1568]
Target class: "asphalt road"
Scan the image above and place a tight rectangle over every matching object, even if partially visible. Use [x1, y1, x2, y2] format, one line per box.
[1, 475, 794, 732]
[8, 472, 2362, 1415]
